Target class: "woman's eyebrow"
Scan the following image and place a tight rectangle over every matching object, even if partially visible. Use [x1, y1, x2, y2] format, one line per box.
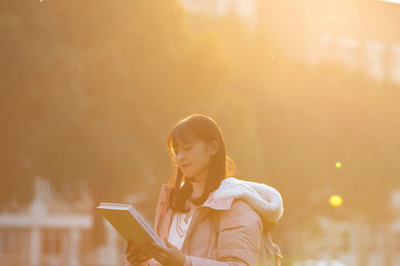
[173, 142, 193, 150]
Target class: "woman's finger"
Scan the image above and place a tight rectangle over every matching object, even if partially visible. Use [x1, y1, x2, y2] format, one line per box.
[145, 240, 168, 253]
[144, 244, 163, 258]
[129, 258, 149, 266]
[145, 244, 170, 262]
[163, 237, 174, 248]
[127, 249, 147, 261]
[127, 253, 149, 265]
[155, 253, 169, 265]
[128, 254, 147, 262]
[129, 255, 148, 263]
[125, 240, 133, 254]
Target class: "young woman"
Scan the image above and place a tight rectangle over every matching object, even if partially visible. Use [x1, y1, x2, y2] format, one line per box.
[125, 114, 283, 266]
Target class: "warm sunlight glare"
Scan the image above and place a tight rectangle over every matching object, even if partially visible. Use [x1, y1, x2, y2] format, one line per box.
[379, 0, 400, 4]
[329, 195, 343, 207]
[335, 162, 342, 169]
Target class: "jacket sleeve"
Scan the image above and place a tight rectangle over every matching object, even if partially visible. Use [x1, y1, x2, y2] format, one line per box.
[185, 200, 263, 266]
[153, 185, 170, 232]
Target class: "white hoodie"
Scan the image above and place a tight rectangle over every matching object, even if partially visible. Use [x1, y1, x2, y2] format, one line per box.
[210, 177, 284, 223]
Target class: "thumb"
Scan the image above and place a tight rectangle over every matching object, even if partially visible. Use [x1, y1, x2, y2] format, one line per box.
[125, 240, 132, 254]
[163, 237, 173, 248]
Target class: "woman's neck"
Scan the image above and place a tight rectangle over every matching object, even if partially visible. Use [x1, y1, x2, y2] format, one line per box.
[188, 169, 207, 199]
[191, 179, 206, 200]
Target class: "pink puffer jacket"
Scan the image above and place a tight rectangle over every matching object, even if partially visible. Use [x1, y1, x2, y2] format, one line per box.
[129, 177, 283, 266]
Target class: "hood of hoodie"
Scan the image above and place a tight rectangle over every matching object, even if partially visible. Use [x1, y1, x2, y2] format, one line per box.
[202, 177, 283, 224]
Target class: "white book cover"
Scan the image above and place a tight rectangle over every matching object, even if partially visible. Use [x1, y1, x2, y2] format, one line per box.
[97, 202, 166, 248]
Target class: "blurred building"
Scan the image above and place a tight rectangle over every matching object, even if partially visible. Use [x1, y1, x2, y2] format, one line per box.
[291, 189, 400, 266]
[258, 0, 400, 83]
[181, 0, 400, 83]
[180, 0, 257, 29]
[0, 178, 122, 266]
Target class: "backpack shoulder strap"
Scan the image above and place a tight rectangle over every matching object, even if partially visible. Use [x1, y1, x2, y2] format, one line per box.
[261, 232, 282, 266]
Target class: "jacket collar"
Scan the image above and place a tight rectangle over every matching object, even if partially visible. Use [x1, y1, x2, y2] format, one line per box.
[161, 183, 235, 211]
[200, 190, 234, 210]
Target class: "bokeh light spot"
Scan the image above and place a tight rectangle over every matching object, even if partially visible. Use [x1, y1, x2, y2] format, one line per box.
[329, 195, 343, 207]
[335, 162, 342, 169]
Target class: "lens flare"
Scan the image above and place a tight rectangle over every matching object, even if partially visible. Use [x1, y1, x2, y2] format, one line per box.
[329, 195, 343, 207]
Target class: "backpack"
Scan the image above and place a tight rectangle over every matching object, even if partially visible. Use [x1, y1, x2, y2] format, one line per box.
[212, 213, 282, 266]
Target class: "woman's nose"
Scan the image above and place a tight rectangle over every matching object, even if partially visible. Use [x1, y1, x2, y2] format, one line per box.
[176, 151, 185, 161]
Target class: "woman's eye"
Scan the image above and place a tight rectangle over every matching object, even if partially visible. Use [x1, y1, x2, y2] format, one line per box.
[172, 145, 192, 154]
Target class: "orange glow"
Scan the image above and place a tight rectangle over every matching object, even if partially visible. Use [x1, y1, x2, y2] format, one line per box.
[1, 1, 399, 265]
[379, 0, 400, 4]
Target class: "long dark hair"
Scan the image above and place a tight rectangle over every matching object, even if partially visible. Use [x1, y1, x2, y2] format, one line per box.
[166, 114, 236, 212]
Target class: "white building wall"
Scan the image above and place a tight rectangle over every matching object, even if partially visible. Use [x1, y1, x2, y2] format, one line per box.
[337, 37, 359, 69]
[314, 33, 400, 84]
[180, 0, 257, 29]
[0, 177, 123, 266]
[390, 45, 400, 83]
[365, 41, 387, 80]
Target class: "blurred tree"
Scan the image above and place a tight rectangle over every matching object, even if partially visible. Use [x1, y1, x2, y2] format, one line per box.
[185, 12, 400, 246]
[2, 0, 400, 254]
[0, 0, 231, 245]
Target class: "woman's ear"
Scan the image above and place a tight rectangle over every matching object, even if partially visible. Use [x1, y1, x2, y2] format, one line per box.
[209, 140, 219, 156]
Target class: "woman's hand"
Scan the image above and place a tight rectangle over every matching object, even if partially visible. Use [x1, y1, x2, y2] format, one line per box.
[125, 240, 150, 266]
[145, 237, 185, 266]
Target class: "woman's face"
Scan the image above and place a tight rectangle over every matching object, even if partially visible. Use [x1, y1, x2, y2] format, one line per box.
[172, 136, 217, 182]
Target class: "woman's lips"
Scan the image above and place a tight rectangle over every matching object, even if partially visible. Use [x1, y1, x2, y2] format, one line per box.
[180, 164, 191, 169]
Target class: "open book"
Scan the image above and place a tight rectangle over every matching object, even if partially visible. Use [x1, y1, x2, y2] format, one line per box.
[97, 202, 166, 248]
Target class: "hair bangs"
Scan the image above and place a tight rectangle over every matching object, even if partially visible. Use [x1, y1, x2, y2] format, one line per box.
[168, 122, 197, 153]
